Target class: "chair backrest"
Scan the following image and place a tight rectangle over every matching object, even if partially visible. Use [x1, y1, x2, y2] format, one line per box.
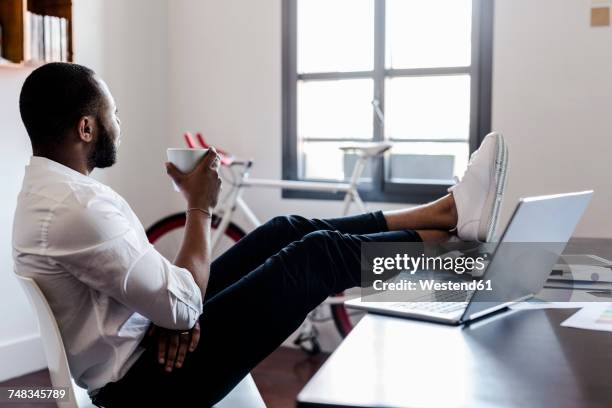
[17, 275, 93, 408]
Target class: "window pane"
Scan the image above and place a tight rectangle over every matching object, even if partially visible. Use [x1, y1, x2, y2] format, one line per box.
[385, 75, 470, 141]
[300, 142, 343, 180]
[300, 141, 375, 181]
[298, 79, 373, 140]
[298, 0, 374, 73]
[386, 0, 472, 69]
[386, 141, 469, 183]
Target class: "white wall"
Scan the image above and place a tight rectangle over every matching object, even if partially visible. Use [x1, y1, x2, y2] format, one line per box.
[96, 0, 172, 227]
[493, 0, 612, 237]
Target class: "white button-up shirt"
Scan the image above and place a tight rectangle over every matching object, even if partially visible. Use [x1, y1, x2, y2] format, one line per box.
[12, 156, 203, 393]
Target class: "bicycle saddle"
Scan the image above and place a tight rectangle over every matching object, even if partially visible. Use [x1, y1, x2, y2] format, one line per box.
[339, 141, 393, 157]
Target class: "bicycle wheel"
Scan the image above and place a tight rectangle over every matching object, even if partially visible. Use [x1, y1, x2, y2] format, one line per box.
[331, 300, 353, 338]
[146, 212, 246, 260]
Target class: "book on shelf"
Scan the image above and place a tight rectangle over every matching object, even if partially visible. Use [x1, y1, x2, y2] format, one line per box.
[27, 12, 69, 63]
[60, 18, 67, 62]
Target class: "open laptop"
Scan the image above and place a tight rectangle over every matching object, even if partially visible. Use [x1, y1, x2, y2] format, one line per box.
[345, 191, 593, 325]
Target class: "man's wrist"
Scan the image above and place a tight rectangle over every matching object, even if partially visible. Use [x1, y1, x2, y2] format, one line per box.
[186, 207, 213, 218]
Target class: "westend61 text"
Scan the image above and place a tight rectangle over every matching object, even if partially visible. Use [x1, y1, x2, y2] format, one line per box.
[372, 279, 493, 292]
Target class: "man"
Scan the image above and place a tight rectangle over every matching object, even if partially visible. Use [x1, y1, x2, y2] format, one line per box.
[13, 63, 507, 406]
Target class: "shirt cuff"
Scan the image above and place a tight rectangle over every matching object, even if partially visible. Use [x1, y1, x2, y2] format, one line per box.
[166, 265, 204, 317]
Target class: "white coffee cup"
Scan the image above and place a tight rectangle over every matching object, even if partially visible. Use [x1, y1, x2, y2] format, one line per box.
[166, 148, 209, 192]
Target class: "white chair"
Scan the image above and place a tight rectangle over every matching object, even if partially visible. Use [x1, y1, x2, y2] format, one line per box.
[17, 276, 266, 408]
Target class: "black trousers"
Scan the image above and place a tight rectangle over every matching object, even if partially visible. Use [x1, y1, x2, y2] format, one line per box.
[92, 212, 421, 407]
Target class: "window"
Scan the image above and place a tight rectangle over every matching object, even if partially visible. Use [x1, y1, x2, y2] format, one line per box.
[282, 0, 493, 203]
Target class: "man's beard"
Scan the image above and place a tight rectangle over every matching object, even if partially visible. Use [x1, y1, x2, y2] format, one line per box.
[87, 128, 117, 169]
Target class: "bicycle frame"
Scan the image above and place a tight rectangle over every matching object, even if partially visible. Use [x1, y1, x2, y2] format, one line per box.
[210, 155, 369, 250]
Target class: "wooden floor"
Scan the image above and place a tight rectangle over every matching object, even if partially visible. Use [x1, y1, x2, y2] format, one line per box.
[0, 346, 328, 408]
[251, 347, 328, 408]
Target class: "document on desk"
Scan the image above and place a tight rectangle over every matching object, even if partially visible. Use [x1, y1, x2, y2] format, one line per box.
[561, 302, 612, 332]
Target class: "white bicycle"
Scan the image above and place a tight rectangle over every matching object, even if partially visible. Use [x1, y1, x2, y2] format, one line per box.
[147, 132, 392, 353]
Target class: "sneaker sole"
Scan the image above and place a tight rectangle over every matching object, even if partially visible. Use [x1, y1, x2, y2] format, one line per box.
[489, 139, 508, 241]
[478, 133, 508, 242]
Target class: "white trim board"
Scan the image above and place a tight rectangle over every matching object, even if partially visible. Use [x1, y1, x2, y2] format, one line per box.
[0, 334, 46, 382]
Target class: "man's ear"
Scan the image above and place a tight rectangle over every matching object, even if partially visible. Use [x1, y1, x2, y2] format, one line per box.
[77, 116, 95, 143]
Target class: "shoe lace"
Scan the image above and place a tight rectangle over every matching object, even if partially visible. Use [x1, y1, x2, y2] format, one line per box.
[454, 147, 480, 183]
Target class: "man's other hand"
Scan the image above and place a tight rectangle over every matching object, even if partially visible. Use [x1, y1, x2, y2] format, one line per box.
[147, 321, 201, 372]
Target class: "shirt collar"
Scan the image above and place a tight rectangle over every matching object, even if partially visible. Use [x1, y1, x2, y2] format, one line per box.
[27, 156, 96, 184]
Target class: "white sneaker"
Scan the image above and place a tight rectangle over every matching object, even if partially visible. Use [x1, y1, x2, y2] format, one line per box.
[449, 132, 508, 242]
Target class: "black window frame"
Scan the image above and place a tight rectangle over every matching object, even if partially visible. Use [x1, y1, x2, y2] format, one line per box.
[282, 0, 494, 204]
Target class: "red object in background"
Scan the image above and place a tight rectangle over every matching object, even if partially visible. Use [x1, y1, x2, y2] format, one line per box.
[190, 131, 234, 166]
[195, 132, 230, 156]
[183, 132, 196, 148]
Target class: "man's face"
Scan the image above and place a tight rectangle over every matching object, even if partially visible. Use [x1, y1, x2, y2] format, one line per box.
[87, 77, 121, 169]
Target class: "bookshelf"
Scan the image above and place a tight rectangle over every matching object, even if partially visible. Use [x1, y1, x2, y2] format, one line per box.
[0, 0, 72, 67]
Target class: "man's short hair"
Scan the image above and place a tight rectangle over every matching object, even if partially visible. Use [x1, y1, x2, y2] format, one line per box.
[19, 62, 103, 149]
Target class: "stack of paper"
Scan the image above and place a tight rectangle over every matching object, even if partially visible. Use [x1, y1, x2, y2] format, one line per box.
[546, 254, 612, 291]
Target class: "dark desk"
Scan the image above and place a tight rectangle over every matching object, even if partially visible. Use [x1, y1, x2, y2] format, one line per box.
[298, 239, 612, 408]
[298, 310, 612, 407]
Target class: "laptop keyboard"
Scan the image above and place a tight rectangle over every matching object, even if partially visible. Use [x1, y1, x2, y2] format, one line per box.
[390, 290, 473, 315]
